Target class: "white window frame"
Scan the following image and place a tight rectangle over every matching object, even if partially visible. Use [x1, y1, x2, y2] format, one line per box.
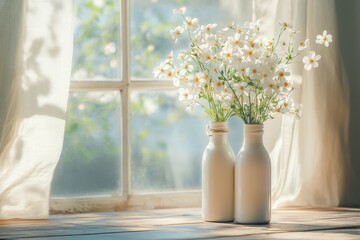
[50, 0, 201, 213]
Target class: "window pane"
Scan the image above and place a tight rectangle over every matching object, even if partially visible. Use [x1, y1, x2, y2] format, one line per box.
[130, 91, 243, 192]
[72, 0, 121, 80]
[51, 91, 122, 197]
[130, 0, 252, 79]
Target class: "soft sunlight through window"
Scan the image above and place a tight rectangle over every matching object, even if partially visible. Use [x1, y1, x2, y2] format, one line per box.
[51, 0, 249, 209]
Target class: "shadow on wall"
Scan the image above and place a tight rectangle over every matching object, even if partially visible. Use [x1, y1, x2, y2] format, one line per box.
[22, 0, 66, 120]
[335, 0, 360, 207]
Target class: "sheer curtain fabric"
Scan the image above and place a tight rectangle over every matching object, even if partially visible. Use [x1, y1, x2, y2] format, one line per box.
[255, 0, 360, 207]
[0, 0, 73, 219]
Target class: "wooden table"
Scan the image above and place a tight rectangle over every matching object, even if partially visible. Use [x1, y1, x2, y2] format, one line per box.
[1, 207, 359, 239]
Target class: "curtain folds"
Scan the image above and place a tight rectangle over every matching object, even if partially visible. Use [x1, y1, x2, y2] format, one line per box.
[256, 0, 360, 207]
[0, 0, 73, 219]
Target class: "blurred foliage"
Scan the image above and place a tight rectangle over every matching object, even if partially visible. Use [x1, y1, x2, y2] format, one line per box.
[72, 0, 120, 79]
[52, 92, 122, 196]
[130, 91, 200, 192]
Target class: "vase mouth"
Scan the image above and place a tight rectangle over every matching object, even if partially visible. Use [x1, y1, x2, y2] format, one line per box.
[209, 121, 228, 129]
[207, 121, 229, 135]
[244, 124, 264, 133]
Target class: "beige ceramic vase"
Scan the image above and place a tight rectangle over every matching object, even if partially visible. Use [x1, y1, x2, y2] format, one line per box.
[235, 124, 271, 224]
[202, 121, 235, 222]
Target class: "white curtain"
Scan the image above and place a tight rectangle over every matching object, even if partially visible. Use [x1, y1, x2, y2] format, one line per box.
[0, 0, 73, 219]
[255, 0, 360, 207]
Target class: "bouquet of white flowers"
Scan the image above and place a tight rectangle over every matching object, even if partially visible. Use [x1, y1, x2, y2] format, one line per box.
[154, 7, 332, 124]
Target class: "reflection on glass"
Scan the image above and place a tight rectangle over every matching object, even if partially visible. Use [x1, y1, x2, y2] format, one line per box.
[51, 91, 122, 197]
[130, 0, 252, 78]
[130, 91, 243, 192]
[72, 0, 121, 80]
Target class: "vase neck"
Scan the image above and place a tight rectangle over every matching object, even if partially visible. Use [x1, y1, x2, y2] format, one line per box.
[207, 121, 229, 144]
[211, 132, 229, 144]
[243, 124, 264, 147]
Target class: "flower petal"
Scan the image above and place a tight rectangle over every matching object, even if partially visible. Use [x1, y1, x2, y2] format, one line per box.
[303, 56, 309, 63]
[309, 51, 315, 58]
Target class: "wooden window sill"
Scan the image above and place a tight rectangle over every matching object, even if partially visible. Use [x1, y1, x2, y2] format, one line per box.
[0, 207, 359, 239]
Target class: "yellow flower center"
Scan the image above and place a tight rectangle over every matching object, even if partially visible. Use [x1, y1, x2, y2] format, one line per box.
[203, 74, 209, 81]
[249, 40, 255, 48]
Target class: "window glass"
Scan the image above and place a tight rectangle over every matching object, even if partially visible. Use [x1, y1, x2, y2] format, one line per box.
[130, 0, 252, 79]
[130, 91, 243, 192]
[72, 0, 121, 80]
[51, 91, 122, 196]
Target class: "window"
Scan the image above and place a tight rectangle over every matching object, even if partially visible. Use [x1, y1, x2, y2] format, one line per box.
[51, 0, 251, 211]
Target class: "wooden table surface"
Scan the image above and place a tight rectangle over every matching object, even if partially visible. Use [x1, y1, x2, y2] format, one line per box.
[0, 207, 359, 239]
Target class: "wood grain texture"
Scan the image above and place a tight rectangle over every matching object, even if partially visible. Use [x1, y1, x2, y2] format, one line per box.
[0, 207, 359, 239]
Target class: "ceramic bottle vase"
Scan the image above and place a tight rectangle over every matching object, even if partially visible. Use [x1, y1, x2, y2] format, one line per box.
[235, 124, 271, 224]
[202, 121, 235, 222]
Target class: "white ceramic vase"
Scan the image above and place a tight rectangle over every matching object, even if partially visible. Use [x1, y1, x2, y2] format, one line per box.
[235, 124, 271, 224]
[202, 121, 235, 222]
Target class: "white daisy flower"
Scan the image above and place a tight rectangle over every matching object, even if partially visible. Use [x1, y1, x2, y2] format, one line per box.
[170, 26, 184, 43]
[316, 30, 332, 47]
[293, 104, 303, 120]
[279, 21, 293, 30]
[276, 67, 291, 81]
[233, 82, 248, 96]
[183, 16, 199, 29]
[302, 51, 321, 71]
[262, 79, 276, 95]
[173, 7, 186, 15]
[179, 88, 193, 102]
[213, 79, 225, 93]
[153, 63, 169, 78]
[201, 23, 217, 34]
[298, 39, 309, 51]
